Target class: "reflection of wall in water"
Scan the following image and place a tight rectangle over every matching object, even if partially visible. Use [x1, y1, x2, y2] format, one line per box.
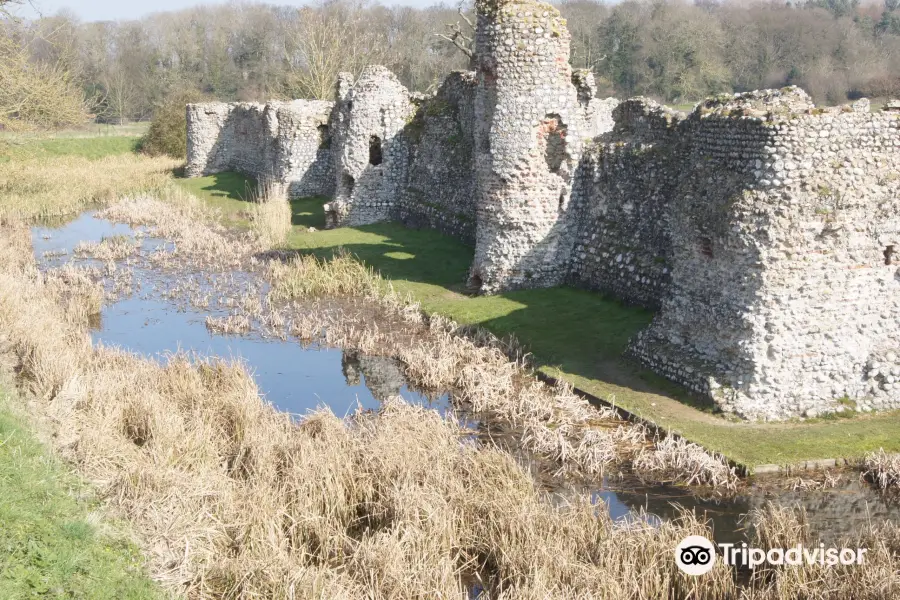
[341, 350, 409, 403]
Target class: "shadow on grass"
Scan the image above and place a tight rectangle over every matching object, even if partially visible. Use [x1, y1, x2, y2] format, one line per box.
[280, 221, 712, 412]
[175, 171, 256, 202]
[291, 196, 328, 229]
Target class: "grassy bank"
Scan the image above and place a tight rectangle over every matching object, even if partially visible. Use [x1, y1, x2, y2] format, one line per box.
[178, 185, 900, 470]
[0, 385, 161, 599]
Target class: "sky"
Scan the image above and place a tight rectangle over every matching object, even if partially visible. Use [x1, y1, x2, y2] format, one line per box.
[16, 0, 437, 22]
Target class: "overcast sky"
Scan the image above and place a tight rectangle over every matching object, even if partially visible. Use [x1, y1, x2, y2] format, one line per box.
[16, 0, 440, 22]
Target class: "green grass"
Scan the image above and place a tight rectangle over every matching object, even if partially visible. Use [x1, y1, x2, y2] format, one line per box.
[0, 136, 141, 162]
[174, 172, 256, 226]
[188, 186, 900, 470]
[0, 385, 161, 599]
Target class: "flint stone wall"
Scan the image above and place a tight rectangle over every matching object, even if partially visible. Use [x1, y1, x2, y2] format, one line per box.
[628, 90, 900, 420]
[184, 0, 900, 421]
[567, 99, 685, 308]
[186, 100, 335, 197]
[465, 0, 611, 293]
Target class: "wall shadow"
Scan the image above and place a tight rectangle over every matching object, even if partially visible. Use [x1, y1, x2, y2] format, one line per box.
[272, 223, 709, 411]
[291, 196, 328, 229]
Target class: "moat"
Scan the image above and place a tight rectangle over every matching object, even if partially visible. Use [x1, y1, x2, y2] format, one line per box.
[31, 210, 900, 546]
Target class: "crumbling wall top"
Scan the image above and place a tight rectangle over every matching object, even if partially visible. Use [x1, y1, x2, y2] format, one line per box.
[694, 85, 814, 118]
[609, 98, 685, 143]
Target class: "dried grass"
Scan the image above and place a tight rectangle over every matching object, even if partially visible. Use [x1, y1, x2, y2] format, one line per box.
[5, 220, 900, 598]
[248, 179, 292, 249]
[863, 449, 900, 489]
[74, 235, 138, 261]
[0, 154, 178, 221]
[264, 255, 739, 488]
[96, 191, 259, 268]
[742, 502, 900, 599]
[205, 314, 252, 335]
[267, 251, 386, 301]
[633, 435, 738, 490]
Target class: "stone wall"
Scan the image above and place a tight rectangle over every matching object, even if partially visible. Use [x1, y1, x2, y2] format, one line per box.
[567, 99, 683, 308]
[184, 0, 900, 421]
[186, 100, 335, 197]
[396, 72, 479, 244]
[326, 67, 417, 227]
[629, 89, 900, 420]
[465, 0, 608, 293]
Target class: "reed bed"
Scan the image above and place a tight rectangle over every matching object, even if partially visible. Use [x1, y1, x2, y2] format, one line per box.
[7, 219, 900, 598]
[74, 234, 139, 261]
[248, 179, 292, 249]
[268, 252, 387, 301]
[97, 191, 260, 268]
[205, 313, 252, 335]
[745, 502, 900, 599]
[3, 221, 742, 598]
[863, 449, 900, 489]
[264, 254, 739, 489]
[0, 154, 178, 221]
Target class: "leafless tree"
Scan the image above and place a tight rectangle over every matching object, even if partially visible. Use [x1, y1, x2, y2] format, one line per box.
[282, 1, 391, 100]
[435, 4, 475, 65]
[0, 18, 91, 130]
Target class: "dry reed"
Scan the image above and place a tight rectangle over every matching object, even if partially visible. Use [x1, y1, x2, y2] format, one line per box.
[863, 449, 900, 489]
[74, 234, 138, 261]
[248, 179, 292, 249]
[6, 219, 900, 598]
[743, 502, 900, 599]
[97, 191, 259, 268]
[263, 254, 739, 488]
[0, 154, 178, 221]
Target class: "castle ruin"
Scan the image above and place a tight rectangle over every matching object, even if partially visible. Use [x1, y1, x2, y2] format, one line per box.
[186, 0, 900, 421]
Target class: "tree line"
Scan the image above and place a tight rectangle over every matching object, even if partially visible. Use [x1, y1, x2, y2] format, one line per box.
[2, 0, 900, 130]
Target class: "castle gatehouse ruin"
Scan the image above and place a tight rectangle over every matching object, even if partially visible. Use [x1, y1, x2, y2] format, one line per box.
[186, 0, 900, 421]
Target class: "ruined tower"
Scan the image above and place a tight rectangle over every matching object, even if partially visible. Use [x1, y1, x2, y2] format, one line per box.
[325, 67, 416, 228]
[466, 0, 593, 293]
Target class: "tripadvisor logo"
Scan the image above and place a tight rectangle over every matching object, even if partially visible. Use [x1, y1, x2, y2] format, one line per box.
[675, 535, 717, 576]
[675, 535, 868, 576]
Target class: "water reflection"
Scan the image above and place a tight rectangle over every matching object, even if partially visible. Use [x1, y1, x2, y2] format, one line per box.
[31, 212, 450, 417]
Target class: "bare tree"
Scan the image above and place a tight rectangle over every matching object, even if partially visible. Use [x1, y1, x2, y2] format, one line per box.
[102, 65, 138, 124]
[435, 4, 475, 65]
[282, 1, 391, 100]
[0, 20, 91, 130]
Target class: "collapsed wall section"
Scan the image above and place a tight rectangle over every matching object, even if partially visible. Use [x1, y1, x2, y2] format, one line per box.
[326, 67, 416, 227]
